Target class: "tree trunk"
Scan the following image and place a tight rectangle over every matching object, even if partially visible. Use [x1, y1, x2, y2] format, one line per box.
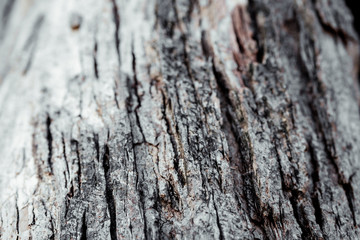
[0, 0, 359, 239]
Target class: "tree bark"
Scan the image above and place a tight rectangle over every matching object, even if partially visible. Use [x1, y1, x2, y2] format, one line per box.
[0, 0, 359, 239]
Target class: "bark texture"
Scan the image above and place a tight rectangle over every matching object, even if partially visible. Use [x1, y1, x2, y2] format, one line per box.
[0, 0, 360, 239]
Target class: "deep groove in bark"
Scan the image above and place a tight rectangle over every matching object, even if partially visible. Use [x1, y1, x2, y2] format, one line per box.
[345, 0, 360, 35]
[46, 114, 53, 174]
[80, 211, 87, 240]
[111, 0, 121, 64]
[1, 0, 360, 239]
[102, 144, 117, 240]
[15, 196, 19, 240]
[307, 139, 324, 232]
[71, 139, 82, 193]
[62, 133, 70, 187]
[160, 90, 186, 187]
[93, 41, 99, 79]
[248, 0, 264, 63]
[209, 48, 268, 237]
[212, 192, 224, 240]
[309, 100, 357, 227]
[93, 133, 100, 162]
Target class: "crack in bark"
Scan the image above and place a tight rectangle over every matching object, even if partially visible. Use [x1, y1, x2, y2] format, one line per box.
[93, 133, 100, 162]
[298, 17, 358, 229]
[201, 30, 268, 237]
[307, 139, 324, 232]
[312, 0, 354, 45]
[46, 114, 53, 174]
[160, 90, 186, 186]
[125, 48, 151, 238]
[111, 0, 121, 64]
[247, 0, 264, 63]
[309, 94, 358, 228]
[71, 139, 82, 193]
[102, 144, 117, 240]
[131, 45, 146, 143]
[212, 192, 224, 240]
[93, 40, 99, 79]
[113, 80, 120, 109]
[80, 211, 87, 240]
[273, 143, 306, 239]
[40, 200, 55, 239]
[15, 195, 19, 240]
[62, 133, 70, 186]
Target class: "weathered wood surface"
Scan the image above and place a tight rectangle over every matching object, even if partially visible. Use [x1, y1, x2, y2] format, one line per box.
[0, 0, 359, 239]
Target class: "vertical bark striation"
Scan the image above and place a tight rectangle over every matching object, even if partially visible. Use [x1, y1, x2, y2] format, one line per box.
[0, 0, 359, 239]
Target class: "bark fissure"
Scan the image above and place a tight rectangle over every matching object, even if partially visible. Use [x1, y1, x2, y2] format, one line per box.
[212, 193, 224, 240]
[307, 139, 324, 232]
[111, 0, 121, 64]
[80, 211, 87, 240]
[102, 144, 117, 240]
[46, 114, 53, 174]
[15, 196, 19, 240]
[1, 0, 360, 239]
[93, 40, 99, 79]
[309, 96, 357, 227]
[62, 133, 70, 184]
[71, 139, 82, 193]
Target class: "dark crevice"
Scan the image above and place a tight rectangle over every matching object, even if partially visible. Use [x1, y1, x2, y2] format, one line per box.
[309, 101, 357, 227]
[15, 196, 19, 240]
[274, 121, 316, 239]
[345, 0, 360, 36]
[205, 35, 267, 237]
[231, 6, 246, 54]
[71, 139, 81, 193]
[212, 193, 224, 240]
[110, 0, 121, 64]
[113, 80, 120, 109]
[160, 90, 186, 186]
[80, 211, 87, 240]
[62, 133, 70, 187]
[102, 144, 117, 240]
[273, 144, 307, 240]
[343, 182, 357, 227]
[133, 149, 148, 239]
[40, 200, 55, 239]
[317, 16, 348, 45]
[94, 133, 100, 162]
[131, 46, 146, 143]
[311, 3, 351, 45]
[307, 139, 324, 232]
[126, 47, 157, 237]
[93, 41, 99, 79]
[46, 114, 53, 174]
[299, 21, 358, 228]
[289, 191, 308, 240]
[130, 143, 148, 239]
[247, 0, 264, 63]
[165, 179, 180, 211]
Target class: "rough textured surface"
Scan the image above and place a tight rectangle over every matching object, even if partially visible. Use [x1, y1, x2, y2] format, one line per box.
[0, 0, 359, 239]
